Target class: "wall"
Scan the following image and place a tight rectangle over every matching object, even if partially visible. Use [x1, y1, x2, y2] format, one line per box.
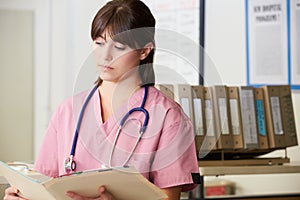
[0, 10, 33, 162]
[0, 0, 50, 162]
[205, 0, 300, 195]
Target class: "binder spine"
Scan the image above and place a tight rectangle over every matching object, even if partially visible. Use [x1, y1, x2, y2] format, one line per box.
[211, 86, 234, 150]
[262, 86, 286, 149]
[280, 85, 298, 147]
[239, 86, 259, 149]
[155, 84, 174, 100]
[228, 86, 244, 149]
[173, 85, 194, 126]
[254, 88, 269, 149]
[191, 86, 206, 154]
[203, 87, 217, 151]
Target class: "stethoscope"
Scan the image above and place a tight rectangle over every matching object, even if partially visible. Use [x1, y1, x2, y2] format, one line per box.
[64, 85, 149, 173]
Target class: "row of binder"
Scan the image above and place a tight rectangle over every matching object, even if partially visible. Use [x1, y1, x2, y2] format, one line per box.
[155, 84, 298, 154]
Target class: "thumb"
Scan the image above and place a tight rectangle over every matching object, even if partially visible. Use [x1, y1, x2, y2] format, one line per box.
[65, 191, 83, 200]
[98, 185, 106, 194]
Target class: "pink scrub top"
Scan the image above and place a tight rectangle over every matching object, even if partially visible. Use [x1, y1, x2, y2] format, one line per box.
[34, 86, 199, 191]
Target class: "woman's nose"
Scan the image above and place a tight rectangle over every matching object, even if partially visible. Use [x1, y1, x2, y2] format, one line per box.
[103, 46, 113, 62]
[104, 52, 113, 61]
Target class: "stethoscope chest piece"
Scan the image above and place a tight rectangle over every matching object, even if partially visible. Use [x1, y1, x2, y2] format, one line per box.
[64, 155, 76, 173]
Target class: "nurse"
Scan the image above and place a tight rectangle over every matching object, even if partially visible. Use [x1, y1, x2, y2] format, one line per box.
[4, 0, 199, 200]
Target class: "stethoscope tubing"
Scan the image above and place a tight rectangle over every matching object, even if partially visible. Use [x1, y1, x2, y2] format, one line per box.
[109, 86, 149, 166]
[66, 85, 149, 172]
[119, 86, 149, 132]
[70, 85, 99, 157]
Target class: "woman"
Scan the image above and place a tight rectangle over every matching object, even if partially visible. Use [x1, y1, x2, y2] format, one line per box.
[4, 0, 199, 199]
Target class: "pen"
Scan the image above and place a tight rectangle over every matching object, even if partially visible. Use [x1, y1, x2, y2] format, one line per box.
[57, 171, 83, 178]
[57, 168, 114, 178]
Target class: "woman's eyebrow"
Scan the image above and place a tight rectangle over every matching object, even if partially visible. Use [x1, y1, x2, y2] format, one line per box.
[99, 35, 105, 40]
[96, 34, 108, 41]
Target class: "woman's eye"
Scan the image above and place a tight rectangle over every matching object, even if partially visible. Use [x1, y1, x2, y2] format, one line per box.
[114, 42, 126, 50]
[115, 46, 126, 50]
[95, 41, 104, 46]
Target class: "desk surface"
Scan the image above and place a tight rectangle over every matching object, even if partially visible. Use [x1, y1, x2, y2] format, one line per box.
[199, 163, 300, 176]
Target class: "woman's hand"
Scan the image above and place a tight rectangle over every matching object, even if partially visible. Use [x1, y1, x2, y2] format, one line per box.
[4, 187, 28, 200]
[66, 186, 115, 200]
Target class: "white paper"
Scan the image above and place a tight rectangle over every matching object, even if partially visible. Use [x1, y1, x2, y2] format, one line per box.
[180, 98, 190, 117]
[218, 98, 229, 135]
[290, 0, 300, 86]
[240, 89, 258, 145]
[193, 98, 204, 136]
[152, 0, 200, 85]
[230, 99, 241, 135]
[270, 96, 284, 135]
[205, 99, 215, 136]
[247, 0, 288, 84]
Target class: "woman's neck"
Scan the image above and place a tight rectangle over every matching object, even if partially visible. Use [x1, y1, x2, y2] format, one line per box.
[98, 77, 142, 123]
[99, 77, 141, 97]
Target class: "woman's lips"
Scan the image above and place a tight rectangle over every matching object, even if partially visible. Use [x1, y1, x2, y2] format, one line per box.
[99, 65, 114, 71]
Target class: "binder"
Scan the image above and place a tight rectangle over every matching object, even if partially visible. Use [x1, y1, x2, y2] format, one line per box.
[227, 86, 244, 149]
[262, 85, 286, 149]
[191, 85, 206, 154]
[279, 85, 298, 147]
[0, 161, 167, 200]
[239, 86, 259, 149]
[201, 87, 217, 152]
[155, 84, 174, 100]
[173, 84, 194, 125]
[210, 85, 234, 149]
[254, 88, 269, 149]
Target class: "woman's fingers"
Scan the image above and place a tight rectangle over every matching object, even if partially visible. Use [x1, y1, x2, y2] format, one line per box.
[98, 186, 115, 200]
[4, 187, 28, 200]
[98, 186, 105, 194]
[66, 191, 100, 200]
[5, 186, 18, 194]
[65, 191, 85, 200]
[66, 185, 115, 200]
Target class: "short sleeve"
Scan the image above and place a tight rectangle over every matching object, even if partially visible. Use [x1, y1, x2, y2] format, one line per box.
[149, 106, 199, 192]
[34, 111, 59, 177]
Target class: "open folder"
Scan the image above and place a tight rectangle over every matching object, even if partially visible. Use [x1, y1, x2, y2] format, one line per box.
[0, 161, 167, 200]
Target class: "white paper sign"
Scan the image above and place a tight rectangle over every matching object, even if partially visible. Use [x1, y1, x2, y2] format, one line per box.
[290, 0, 300, 87]
[247, 0, 288, 85]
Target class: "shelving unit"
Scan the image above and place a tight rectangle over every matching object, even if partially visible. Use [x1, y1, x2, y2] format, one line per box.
[198, 157, 290, 167]
[193, 163, 300, 200]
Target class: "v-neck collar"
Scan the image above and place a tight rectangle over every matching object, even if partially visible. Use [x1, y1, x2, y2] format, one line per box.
[93, 86, 147, 134]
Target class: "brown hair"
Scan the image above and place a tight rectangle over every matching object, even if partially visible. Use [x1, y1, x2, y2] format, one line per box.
[91, 0, 156, 86]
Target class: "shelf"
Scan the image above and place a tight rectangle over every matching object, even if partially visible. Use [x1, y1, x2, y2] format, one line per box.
[188, 193, 300, 200]
[199, 163, 300, 176]
[193, 162, 300, 200]
[198, 157, 290, 167]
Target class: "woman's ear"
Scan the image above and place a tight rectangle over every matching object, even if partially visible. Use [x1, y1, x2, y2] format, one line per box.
[139, 42, 154, 60]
